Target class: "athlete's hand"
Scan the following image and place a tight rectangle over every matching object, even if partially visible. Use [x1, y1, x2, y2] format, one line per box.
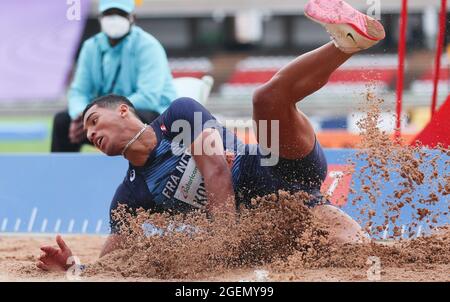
[69, 115, 86, 144]
[36, 235, 73, 272]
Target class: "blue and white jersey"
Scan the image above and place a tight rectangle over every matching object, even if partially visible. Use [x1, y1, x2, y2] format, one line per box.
[110, 98, 246, 232]
[110, 98, 328, 233]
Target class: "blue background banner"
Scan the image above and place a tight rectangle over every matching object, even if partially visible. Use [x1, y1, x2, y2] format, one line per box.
[0, 150, 448, 237]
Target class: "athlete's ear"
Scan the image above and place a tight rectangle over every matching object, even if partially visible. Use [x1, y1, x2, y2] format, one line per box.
[118, 104, 129, 118]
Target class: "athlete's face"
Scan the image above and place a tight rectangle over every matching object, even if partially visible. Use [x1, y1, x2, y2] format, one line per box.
[83, 104, 131, 156]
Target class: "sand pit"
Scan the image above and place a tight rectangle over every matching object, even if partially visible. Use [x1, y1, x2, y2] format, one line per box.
[1, 231, 448, 281]
[1, 91, 448, 282]
[1, 191, 448, 282]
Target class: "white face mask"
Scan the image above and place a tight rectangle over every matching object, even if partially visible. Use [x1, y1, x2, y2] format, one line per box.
[100, 15, 131, 39]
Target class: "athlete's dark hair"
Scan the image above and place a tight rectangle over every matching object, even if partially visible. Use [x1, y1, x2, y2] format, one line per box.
[82, 94, 137, 120]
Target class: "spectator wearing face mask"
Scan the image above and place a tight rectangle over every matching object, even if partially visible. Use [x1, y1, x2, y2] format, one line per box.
[51, 0, 177, 152]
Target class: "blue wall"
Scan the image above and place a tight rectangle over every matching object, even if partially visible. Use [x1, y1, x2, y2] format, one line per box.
[0, 150, 447, 237]
[0, 154, 127, 234]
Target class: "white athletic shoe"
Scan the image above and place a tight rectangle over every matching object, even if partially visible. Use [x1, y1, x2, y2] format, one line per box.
[305, 0, 386, 54]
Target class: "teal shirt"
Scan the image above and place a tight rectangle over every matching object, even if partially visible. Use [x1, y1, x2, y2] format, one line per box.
[68, 26, 177, 119]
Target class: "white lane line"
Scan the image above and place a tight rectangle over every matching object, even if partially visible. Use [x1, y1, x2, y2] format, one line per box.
[382, 225, 389, 240]
[95, 220, 103, 234]
[14, 219, 21, 232]
[81, 220, 88, 234]
[54, 219, 61, 233]
[400, 225, 406, 239]
[416, 225, 423, 238]
[40, 219, 48, 233]
[1, 218, 8, 232]
[27, 207, 38, 232]
[68, 219, 75, 233]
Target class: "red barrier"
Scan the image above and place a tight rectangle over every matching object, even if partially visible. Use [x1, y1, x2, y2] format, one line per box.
[412, 0, 450, 148]
[431, 0, 448, 116]
[413, 95, 450, 148]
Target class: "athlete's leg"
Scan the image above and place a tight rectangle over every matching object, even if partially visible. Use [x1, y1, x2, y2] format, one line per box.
[252, 0, 385, 159]
[252, 0, 385, 244]
[253, 42, 352, 159]
[253, 43, 373, 244]
[312, 205, 370, 244]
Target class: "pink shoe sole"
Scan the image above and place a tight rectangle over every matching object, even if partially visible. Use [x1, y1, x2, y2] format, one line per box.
[305, 0, 385, 41]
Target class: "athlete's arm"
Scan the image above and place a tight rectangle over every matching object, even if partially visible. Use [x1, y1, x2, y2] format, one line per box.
[37, 183, 132, 272]
[36, 233, 123, 272]
[37, 235, 73, 271]
[191, 128, 235, 217]
[99, 234, 123, 258]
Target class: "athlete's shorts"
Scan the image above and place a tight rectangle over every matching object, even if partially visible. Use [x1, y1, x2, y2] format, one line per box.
[236, 137, 328, 207]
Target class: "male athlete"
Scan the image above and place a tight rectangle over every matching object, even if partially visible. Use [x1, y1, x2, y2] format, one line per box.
[37, 0, 385, 272]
